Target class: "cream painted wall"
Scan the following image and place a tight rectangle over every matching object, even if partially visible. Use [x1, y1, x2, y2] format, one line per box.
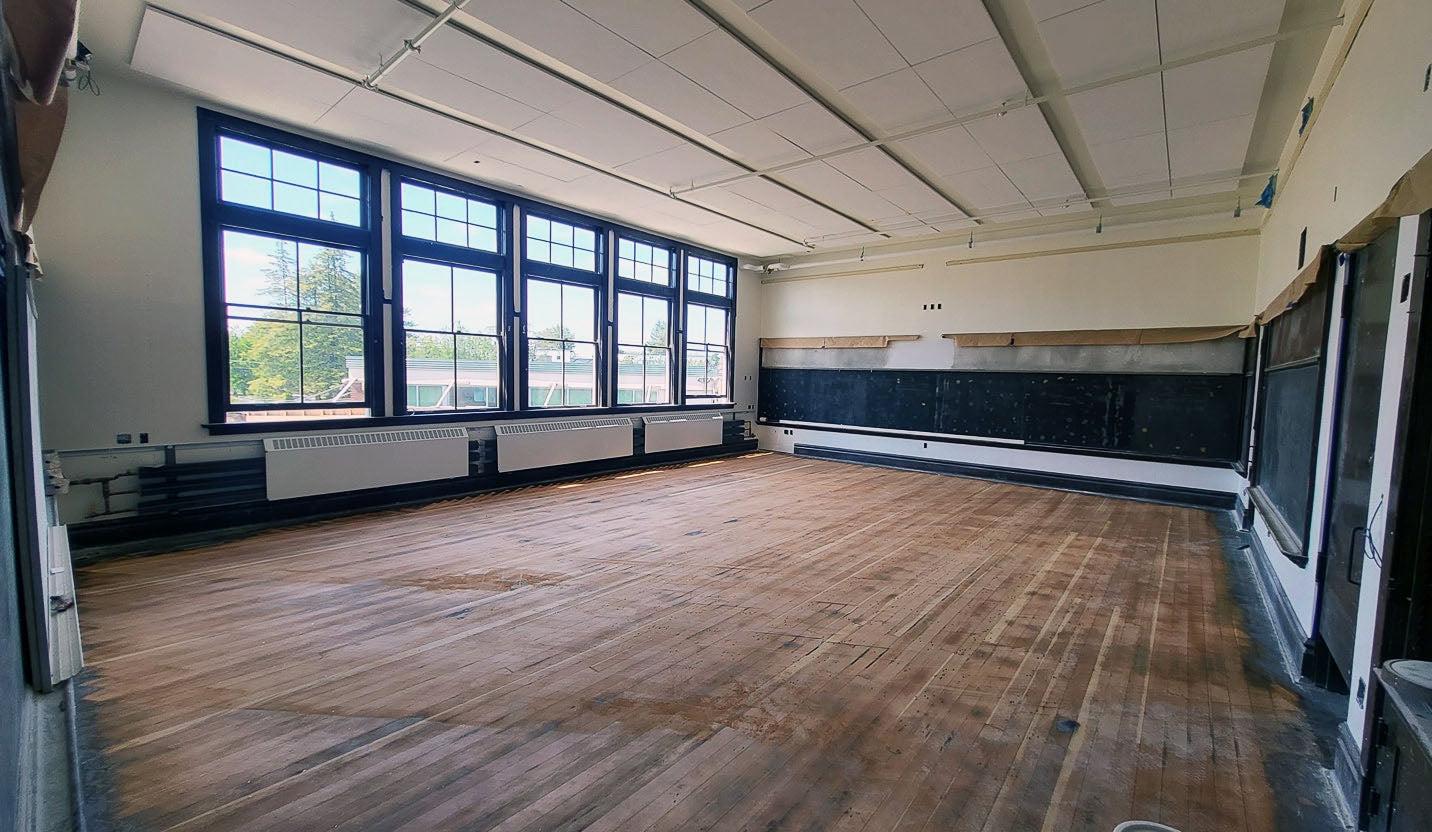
[1253, 0, 1432, 309]
[761, 224, 1261, 368]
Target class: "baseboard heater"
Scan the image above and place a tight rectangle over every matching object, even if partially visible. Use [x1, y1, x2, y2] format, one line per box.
[495, 417, 633, 473]
[643, 412, 723, 453]
[264, 427, 470, 500]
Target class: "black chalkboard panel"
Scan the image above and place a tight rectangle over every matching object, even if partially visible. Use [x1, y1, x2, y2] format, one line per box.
[1253, 363, 1322, 542]
[759, 367, 1244, 464]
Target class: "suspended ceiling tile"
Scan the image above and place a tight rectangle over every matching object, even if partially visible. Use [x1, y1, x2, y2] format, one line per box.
[1038, 0, 1158, 84]
[1086, 131, 1168, 189]
[536, 95, 685, 164]
[1038, 199, 1094, 216]
[686, 188, 821, 240]
[760, 102, 865, 156]
[877, 181, 960, 214]
[855, 0, 999, 65]
[825, 147, 920, 191]
[723, 177, 869, 233]
[616, 144, 747, 188]
[610, 61, 750, 135]
[456, 0, 649, 82]
[990, 208, 1043, 223]
[563, 0, 715, 57]
[417, 28, 581, 114]
[778, 161, 906, 221]
[1025, 0, 1103, 20]
[749, 0, 908, 88]
[914, 38, 1028, 116]
[965, 108, 1061, 164]
[881, 223, 938, 238]
[1172, 181, 1236, 199]
[841, 69, 950, 133]
[131, 9, 355, 124]
[939, 166, 1027, 210]
[1000, 152, 1084, 202]
[1065, 75, 1164, 146]
[893, 125, 994, 176]
[1110, 190, 1171, 206]
[456, 133, 590, 182]
[1163, 45, 1275, 130]
[385, 58, 542, 130]
[167, 0, 430, 75]
[664, 30, 809, 119]
[317, 88, 485, 162]
[1158, 0, 1285, 57]
[1167, 114, 1257, 180]
[710, 121, 809, 169]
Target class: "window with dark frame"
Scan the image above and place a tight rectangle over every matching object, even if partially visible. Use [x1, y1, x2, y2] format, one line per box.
[393, 173, 509, 414]
[200, 111, 739, 431]
[202, 115, 381, 425]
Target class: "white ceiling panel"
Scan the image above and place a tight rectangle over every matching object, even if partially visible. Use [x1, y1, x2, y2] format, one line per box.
[616, 144, 747, 187]
[533, 95, 685, 165]
[1163, 46, 1275, 130]
[893, 125, 994, 176]
[710, 121, 809, 168]
[166, 0, 429, 75]
[664, 30, 810, 119]
[1168, 114, 1256, 180]
[1086, 132, 1168, 188]
[827, 147, 925, 191]
[417, 28, 581, 114]
[610, 61, 749, 135]
[1026, 0, 1103, 20]
[563, 0, 715, 56]
[856, 0, 998, 65]
[131, 9, 355, 124]
[778, 161, 907, 220]
[686, 188, 821, 240]
[1038, 199, 1094, 216]
[940, 166, 1027, 210]
[386, 58, 542, 130]
[458, 133, 590, 182]
[317, 88, 485, 163]
[840, 69, 950, 132]
[914, 37, 1028, 116]
[1001, 152, 1084, 202]
[1038, 0, 1158, 84]
[721, 177, 871, 235]
[877, 181, 962, 214]
[965, 108, 1062, 164]
[456, 0, 649, 82]
[1065, 75, 1164, 146]
[750, 0, 908, 88]
[760, 102, 864, 155]
[1158, 0, 1285, 57]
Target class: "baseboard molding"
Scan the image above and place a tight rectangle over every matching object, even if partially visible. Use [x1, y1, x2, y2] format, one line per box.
[794, 444, 1236, 511]
[69, 439, 758, 556]
[1332, 721, 1364, 826]
[1242, 523, 1313, 680]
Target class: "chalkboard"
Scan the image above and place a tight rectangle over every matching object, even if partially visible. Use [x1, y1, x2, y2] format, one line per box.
[1253, 364, 1322, 545]
[759, 367, 1244, 463]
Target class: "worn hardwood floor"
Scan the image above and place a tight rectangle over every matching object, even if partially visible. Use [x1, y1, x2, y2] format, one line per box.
[78, 452, 1326, 831]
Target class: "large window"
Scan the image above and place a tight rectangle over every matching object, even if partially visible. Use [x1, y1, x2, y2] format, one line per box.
[201, 114, 381, 424]
[684, 254, 734, 403]
[200, 111, 739, 431]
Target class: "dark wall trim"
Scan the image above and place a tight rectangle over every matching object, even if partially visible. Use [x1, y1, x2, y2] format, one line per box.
[68, 439, 757, 554]
[206, 402, 735, 435]
[761, 418, 1237, 469]
[793, 444, 1236, 511]
[1332, 721, 1364, 826]
[1242, 522, 1313, 677]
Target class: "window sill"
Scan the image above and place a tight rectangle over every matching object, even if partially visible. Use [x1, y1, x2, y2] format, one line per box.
[205, 403, 736, 435]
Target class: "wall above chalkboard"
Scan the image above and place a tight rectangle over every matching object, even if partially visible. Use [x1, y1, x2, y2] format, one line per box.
[759, 335, 920, 349]
[942, 326, 1247, 348]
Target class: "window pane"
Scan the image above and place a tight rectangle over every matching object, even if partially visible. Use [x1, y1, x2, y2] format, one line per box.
[302, 323, 364, 402]
[645, 347, 670, 403]
[573, 249, 596, 272]
[219, 137, 270, 177]
[272, 150, 317, 187]
[526, 279, 562, 335]
[298, 243, 362, 314]
[406, 332, 454, 410]
[273, 181, 318, 218]
[469, 199, 497, 229]
[527, 239, 551, 262]
[551, 222, 573, 246]
[528, 216, 551, 241]
[527, 216, 597, 271]
[552, 243, 574, 268]
[705, 349, 728, 398]
[402, 260, 452, 331]
[228, 319, 299, 404]
[574, 227, 595, 251]
[617, 293, 642, 345]
[565, 342, 597, 406]
[436, 217, 467, 247]
[562, 284, 595, 342]
[319, 192, 360, 226]
[687, 304, 706, 343]
[644, 298, 668, 346]
[435, 190, 466, 220]
[401, 182, 435, 214]
[527, 339, 565, 407]
[685, 347, 709, 397]
[706, 307, 727, 345]
[616, 346, 644, 404]
[618, 238, 634, 260]
[402, 209, 436, 241]
[453, 268, 498, 335]
[456, 334, 500, 409]
[319, 162, 360, 197]
[223, 230, 297, 308]
[470, 226, 498, 252]
[220, 170, 272, 210]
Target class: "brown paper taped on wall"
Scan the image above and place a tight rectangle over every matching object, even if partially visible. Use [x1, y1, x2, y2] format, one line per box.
[1338, 147, 1432, 252]
[1254, 245, 1329, 328]
[759, 335, 919, 349]
[942, 326, 1246, 348]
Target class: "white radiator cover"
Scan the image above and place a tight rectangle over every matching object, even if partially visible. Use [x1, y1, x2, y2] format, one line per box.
[264, 427, 470, 500]
[643, 413, 724, 453]
[496, 417, 633, 473]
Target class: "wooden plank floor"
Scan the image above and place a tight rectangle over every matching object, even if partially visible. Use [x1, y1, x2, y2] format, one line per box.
[76, 452, 1329, 831]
